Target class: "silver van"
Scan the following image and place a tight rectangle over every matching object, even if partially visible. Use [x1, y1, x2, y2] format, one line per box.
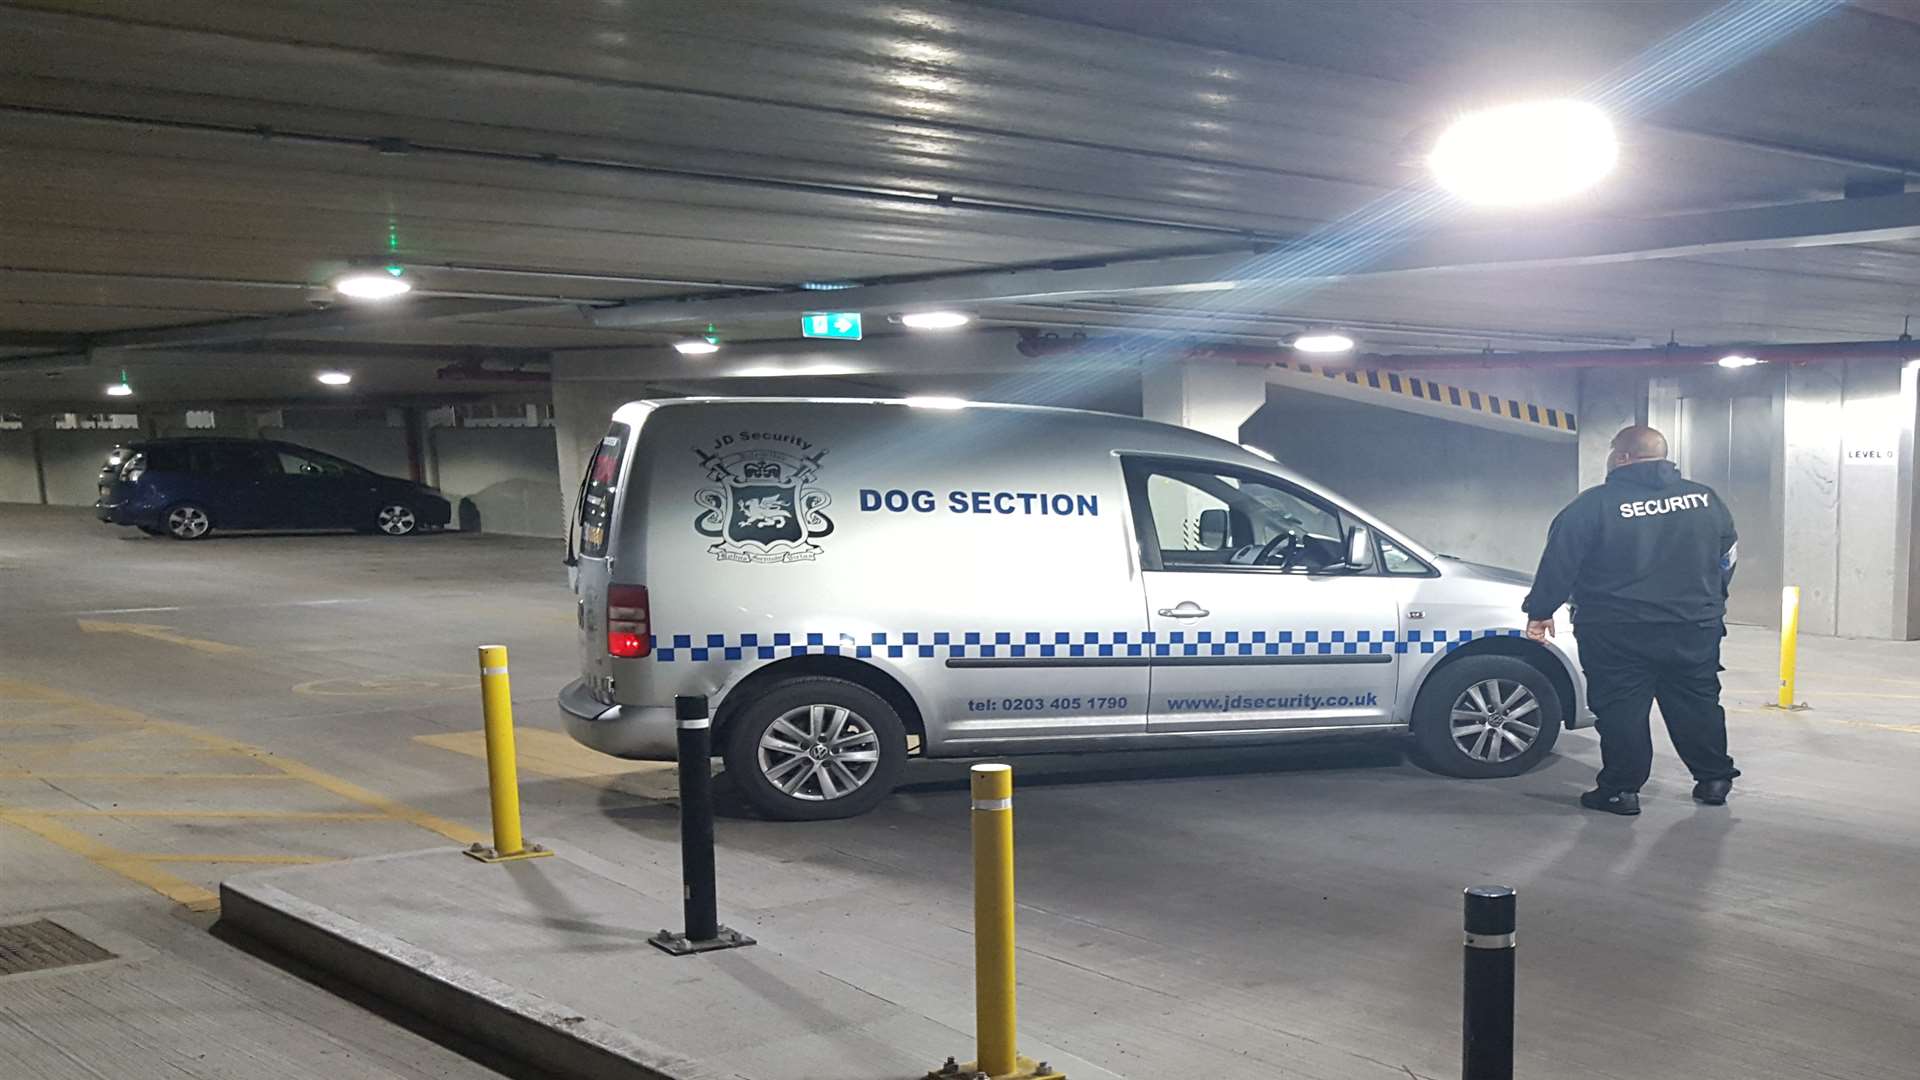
[560, 397, 1590, 819]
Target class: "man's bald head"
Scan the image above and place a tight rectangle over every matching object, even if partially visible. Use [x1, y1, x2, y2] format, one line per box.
[1608, 425, 1669, 472]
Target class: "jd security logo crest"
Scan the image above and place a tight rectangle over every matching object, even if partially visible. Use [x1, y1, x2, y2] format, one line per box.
[693, 432, 834, 563]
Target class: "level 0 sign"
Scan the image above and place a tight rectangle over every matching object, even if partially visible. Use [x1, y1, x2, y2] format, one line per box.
[801, 312, 862, 340]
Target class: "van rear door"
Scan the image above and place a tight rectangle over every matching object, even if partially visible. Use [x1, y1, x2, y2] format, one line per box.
[571, 422, 633, 700]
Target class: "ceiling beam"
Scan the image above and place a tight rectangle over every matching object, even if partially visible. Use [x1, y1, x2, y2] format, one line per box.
[83, 299, 553, 351]
[588, 191, 1920, 329]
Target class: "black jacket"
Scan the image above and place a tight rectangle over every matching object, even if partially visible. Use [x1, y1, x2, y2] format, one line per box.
[1522, 460, 1738, 625]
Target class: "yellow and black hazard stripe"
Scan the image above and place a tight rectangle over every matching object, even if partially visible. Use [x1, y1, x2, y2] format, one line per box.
[1282, 360, 1577, 433]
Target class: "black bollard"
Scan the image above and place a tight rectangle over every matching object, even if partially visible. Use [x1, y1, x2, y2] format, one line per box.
[649, 694, 754, 956]
[1462, 885, 1516, 1080]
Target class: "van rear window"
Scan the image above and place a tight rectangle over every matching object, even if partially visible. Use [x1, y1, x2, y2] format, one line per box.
[577, 424, 630, 558]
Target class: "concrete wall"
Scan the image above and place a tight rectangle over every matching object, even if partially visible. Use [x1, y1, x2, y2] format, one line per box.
[0, 431, 42, 503]
[261, 426, 411, 479]
[37, 430, 127, 506]
[1242, 386, 1578, 571]
[428, 426, 563, 539]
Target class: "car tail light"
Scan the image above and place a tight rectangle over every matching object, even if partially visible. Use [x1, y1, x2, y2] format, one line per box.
[607, 584, 651, 658]
[119, 454, 146, 484]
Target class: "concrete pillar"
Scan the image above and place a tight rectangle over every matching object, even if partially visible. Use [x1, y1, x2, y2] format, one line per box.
[1575, 368, 1650, 491]
[1895, 360, 1920, 640]
[1140, 361, 1268, 443]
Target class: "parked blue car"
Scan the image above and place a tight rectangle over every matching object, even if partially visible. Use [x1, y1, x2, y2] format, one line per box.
[96, 437, 452, 540]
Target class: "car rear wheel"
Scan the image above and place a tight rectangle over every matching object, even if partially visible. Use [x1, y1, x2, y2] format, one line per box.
[722, 677, 907, 820]
[375, 504, 418, 536]
[163, 503, 213, 540]
[1411, 655, 1562, 778]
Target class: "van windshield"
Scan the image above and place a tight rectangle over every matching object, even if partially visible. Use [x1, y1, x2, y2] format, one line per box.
[575, 423, 630, 559]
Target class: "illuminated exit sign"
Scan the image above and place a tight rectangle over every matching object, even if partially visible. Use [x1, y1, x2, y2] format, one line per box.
[801, 312, 862, 340]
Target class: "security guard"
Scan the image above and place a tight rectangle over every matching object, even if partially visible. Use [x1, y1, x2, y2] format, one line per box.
[1522, 425, 1741, 816]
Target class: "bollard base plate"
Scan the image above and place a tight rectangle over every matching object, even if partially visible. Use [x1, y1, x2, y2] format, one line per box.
[649, 926, 755, 956]
[465, 842, 555, 864]
[1765, 702, 1811, 712]
[927, 1056, 1064, 1080]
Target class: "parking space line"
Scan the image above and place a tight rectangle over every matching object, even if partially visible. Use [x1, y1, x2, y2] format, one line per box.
[1729, 704, 1920, 735]
[31, 809, 394, 820]
[0, 810, 220, 911]
[122, 853, 338, 865]
[0, 677, 489, 908]
[0, 771, 296, 781]
[414, 728, 678, 801]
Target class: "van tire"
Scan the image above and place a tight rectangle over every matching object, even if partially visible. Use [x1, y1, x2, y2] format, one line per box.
[1410, 655, 1561, 779]
[722, 677, 907, 821]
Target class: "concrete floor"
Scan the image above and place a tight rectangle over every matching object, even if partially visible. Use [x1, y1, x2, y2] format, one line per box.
[3, 504, 1918, 1079]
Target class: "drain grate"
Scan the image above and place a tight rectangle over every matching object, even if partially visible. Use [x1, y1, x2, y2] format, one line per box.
[0, 919, 115, 976]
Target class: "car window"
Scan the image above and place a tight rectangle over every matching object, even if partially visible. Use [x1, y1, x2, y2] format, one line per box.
[276, 449, 352, 478]
[1132, 462, 1349, 572]
[576, 423, 631, 559]
[1378, 536, 1432, 575]
[191, 443, 275, 478]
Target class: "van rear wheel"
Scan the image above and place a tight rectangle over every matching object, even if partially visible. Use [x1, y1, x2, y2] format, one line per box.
[722, 677, 906, 820]
[1410, 655, 1562, 778]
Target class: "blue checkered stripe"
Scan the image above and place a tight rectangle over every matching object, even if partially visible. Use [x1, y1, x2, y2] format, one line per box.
[650, 628, 1523, 662]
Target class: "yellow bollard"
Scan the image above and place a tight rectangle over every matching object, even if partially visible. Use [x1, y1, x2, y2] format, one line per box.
[1774, 587, 1807, 711]
[930, 764, 1060, 1080]
[466, 645, 552, 863]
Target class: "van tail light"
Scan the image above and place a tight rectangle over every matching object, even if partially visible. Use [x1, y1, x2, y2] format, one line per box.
[606, 584, 651, 658]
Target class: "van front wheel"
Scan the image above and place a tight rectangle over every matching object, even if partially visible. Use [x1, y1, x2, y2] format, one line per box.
[722, 677, 907, 820]
[1411, 655, 1562, 778]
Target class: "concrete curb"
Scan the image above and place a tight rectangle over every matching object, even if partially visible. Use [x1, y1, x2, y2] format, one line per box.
[219, 878, 719, 1080]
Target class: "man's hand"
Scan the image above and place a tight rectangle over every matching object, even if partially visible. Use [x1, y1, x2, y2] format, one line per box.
[1525, 618, 1555, 642]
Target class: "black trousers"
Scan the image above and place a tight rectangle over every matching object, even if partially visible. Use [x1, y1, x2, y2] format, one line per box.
[1574, 621, 1740, 793]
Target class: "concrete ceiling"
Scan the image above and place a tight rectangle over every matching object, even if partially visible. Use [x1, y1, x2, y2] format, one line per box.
[3, 0, 1919, 406]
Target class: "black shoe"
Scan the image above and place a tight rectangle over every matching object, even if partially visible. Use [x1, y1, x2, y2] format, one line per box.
[1693, 778, 1733, 805]
[1580, 788, 1641, 815]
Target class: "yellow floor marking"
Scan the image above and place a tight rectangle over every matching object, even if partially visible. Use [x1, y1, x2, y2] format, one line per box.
[76, 619, 248, 655]
[0, 677, 489, 902]
[122, 853, 338, 865]
[0, 771, 295, 781]
[1729, 704, 1920, 735]
[0, 810, 220, 911]
[415, 728, 678, 800]
[0, 734, 208, 759]
[1726, 685, 1920, 701]
[33, 809, 392, 820]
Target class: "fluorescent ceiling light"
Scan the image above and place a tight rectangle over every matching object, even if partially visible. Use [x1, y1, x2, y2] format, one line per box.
[903, 396, 968, 409]
[1716, 353, 1762, 368]
[332, 267, 412, 300]
[316, 371, 353, 386]
[673, 339, 721, 355]
[105, 382, 133, 397]
[1428, 100, 1617, 206]
[1291, 331, 1355, 354]
[899, 311, 972, 330]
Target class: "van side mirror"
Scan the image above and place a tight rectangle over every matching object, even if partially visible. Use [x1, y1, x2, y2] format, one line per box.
[1345, 525, 1377, 571]
[1196, 508, 1229, 549]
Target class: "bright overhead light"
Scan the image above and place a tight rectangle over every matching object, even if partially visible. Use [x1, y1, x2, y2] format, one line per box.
[903, 396, 968, 409]
[1291, 331, 1355, 355]
[332, 266, 412, 300]
[1428, 100, 1617, 206]
[899, 311, 972, 330]
[1716, 353, 1763, 368]
[105, 381, 133, 397]
[673, 339, 720, 355]
[316, 371, 353, 386]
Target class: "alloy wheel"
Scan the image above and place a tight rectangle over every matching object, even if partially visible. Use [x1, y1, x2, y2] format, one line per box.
[1449, 678, 1542, 763]
[756, 704, 882, 801]
[166, 505, 210, 539]
[377, 505, 417, 535]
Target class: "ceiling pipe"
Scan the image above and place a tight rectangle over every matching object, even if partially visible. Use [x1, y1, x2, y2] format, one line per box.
[1356, 339, 1920, 370]
[1014, 335, 1920, 370]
